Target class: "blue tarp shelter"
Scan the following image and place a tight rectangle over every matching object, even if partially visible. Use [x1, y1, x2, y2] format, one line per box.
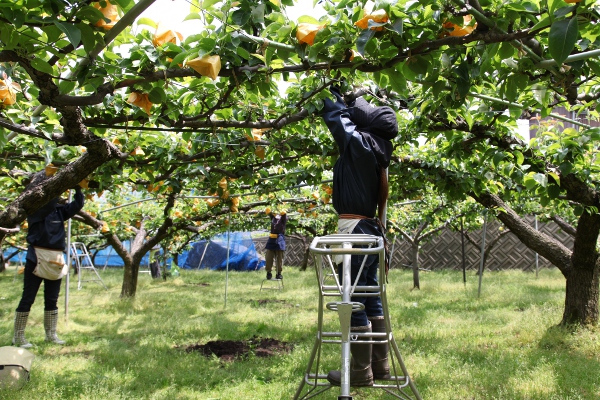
[182, 232, 265, 271]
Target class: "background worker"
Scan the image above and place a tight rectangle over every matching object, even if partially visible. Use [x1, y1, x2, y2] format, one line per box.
[265, 209, 287, 280]
[12, 172, 85, 348]
[320, 86, 398, 386]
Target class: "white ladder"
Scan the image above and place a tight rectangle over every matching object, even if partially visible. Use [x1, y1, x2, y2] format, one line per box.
[70, 242, 107, 290]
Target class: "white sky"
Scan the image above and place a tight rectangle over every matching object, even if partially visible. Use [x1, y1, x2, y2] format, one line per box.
[138, 0, 325, 35]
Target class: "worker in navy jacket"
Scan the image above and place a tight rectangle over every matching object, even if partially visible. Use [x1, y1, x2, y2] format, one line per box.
[321, 87, 398, 387]
[13, 172, 85, 348]
[264, 210, 287, 280]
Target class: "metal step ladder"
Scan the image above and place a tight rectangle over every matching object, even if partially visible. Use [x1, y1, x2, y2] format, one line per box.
[260, 276, 284, 291]
[294, 234, 421, 400]
[70, 242, 107, 290]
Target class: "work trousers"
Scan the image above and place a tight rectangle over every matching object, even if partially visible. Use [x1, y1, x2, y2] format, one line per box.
[265, 249, 284, 273]
[346, 218, 385, 327]
[16, 259, 62, 312]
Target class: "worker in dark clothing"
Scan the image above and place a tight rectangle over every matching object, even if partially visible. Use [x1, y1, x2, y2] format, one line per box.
[320, 87, 398, 386]
[13, 172, 85, 348]
[265, 210, 287, 280]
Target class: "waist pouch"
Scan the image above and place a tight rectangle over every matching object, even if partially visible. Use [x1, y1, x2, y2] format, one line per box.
[33, 247, 68, 280]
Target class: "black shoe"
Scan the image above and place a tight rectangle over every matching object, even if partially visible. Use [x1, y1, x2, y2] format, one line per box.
[266, 272, 272, 280]
[275, 273, 283, 280]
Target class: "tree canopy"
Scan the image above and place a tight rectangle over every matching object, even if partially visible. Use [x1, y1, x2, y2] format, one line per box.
[1, 0, 600, 323]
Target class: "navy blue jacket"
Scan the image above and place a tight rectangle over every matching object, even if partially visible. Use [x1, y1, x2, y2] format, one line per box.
[321, 92, 394, 218]
[26, 188, 85, 263]
[265, 213, 287, 251]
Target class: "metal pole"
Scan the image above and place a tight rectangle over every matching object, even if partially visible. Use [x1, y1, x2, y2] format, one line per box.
[338, 241, 354, 398]
[535, 48, 600, 68]
[224, 212, 231, 308]
[65, 190, 72, 324]
[534, 216, 539, 278]
[477, 212, 488, 298]
[197, 240, 210, 269]
[389, 235, 397, 264]
[461, 218, 466, 285]
[469, 93, 591, 129]
[381, 168, 388, 228]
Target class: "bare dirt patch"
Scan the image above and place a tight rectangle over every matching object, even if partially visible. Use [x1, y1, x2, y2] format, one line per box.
[180, 336, 293, 361]
[249, 298, 287, 306]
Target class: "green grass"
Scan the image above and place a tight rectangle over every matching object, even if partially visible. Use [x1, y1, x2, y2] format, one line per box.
[1, 266, 598, 399]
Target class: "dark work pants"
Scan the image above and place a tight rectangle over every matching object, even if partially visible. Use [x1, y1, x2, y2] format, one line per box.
[347, 219, 385, 327]
[16, 259, 62, 312]
[265, 249, 284, 273]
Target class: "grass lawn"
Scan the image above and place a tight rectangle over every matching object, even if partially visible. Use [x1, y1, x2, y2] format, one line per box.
[1, 265, 599, 399]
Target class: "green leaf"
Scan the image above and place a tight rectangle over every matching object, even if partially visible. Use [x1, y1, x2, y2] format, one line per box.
[251, 53, 266, 63]
[574, 205, 584, 216]
[297, 15, 321, 24]
[148, 87, 166, 104]
[492, 152, 505, 167]
[356, 29, 376, 55]
[198, 37, 217, 53]
[231, 9, 250, 25]
[137, 17, 157, 28]
[533, 173, 547, 187]
[78, 23, 97, 54]
[547, 184, 561, 199]
[251, 3, 265, 24]
[524, 176, 537, 190]
[236, 46, 250, 60]
[30, 58, 54, 75]
[530, 15, 551, 32]
[498, 42, 515, 60]
[53, 21, 81, 48]
[548, 172, 560, 185]
[390, 18, 403, 35]
[548, 18, 578, 65]
[183, 13, 202, 21]
[198, 0, 220, 9]
[58, 80, 76, 94]
[514, 151, 524, 165]
[407, 55, 430, 78]
[170, 51, 188, 67]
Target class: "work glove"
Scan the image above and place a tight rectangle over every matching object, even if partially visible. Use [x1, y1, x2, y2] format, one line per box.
[321, 85, 346, 114]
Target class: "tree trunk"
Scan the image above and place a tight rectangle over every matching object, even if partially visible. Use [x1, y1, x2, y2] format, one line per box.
[120, 260, 139, 298]
[562, 211, 600, 325]
[563, 266, 599, 325]
[412, 243, 420, 289]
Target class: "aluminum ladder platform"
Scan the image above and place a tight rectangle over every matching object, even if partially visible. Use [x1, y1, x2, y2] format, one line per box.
[294, 234, 421, 400]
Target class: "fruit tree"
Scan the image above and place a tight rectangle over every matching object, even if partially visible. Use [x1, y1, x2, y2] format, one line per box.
[1, 0, 600, 324]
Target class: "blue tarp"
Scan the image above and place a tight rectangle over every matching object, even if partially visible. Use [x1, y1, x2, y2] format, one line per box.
[1, 242, 151, 268]
[182, 232, 265, 271]
[3, 232, 264, 271]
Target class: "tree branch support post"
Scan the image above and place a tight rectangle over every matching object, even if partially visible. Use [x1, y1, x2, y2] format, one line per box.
[477, 211, 488, 298]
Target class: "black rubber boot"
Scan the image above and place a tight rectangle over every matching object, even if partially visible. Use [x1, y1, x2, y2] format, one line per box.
[369, 316, 390, 379]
